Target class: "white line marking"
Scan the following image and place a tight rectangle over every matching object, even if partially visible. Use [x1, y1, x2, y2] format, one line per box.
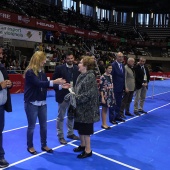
[3, 116, 66, 133]
[69, 143, 140, 170]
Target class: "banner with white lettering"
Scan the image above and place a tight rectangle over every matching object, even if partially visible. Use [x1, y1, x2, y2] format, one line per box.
[0, 24, 42, 42]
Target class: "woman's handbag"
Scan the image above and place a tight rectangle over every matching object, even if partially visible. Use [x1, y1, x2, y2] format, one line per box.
[67, 104, 76, 119]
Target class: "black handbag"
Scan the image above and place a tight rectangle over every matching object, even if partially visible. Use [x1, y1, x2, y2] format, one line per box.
[67, 105, 76, 119]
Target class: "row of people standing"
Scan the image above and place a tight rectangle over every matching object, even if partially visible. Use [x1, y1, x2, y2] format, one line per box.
[0, 49, 150, 168]
[99, 52, 150, 128]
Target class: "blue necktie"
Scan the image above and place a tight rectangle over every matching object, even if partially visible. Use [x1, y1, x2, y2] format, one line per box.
[119, 63, 123, 72]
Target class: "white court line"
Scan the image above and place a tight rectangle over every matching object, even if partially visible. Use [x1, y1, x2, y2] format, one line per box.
[3, 116, 66, 133]
[3, 144, 65, 169]
[3, 102, 170, 169]
[131, 90, 170, 102]
[69, 143, 140, 170]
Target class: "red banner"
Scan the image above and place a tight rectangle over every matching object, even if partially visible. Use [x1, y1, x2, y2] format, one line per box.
[0, 10, 11, 22]
[0, 9, 169, 46]
[8, 74, 24, 93]
[0, 10, 119, 42]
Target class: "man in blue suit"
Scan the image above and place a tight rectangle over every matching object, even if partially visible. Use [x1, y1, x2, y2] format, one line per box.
[111, 52, 125, 122]
[53, 51, 80, 144]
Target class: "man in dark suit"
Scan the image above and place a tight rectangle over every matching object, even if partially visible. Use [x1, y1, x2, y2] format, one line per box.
[0, 47, 12, 168]
[134, 57, 150, 115]
[111, 52, 125, 122]
[53, 51, 80, 144]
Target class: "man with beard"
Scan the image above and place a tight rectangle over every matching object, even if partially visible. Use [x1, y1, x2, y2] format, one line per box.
[0, 47, 12, 168]
[53, 51, 80, 145]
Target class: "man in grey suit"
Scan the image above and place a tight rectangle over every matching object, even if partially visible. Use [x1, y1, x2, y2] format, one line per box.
[119, 58, 135, 117]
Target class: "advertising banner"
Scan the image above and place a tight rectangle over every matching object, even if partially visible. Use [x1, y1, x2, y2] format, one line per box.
[0, 23, 42, 42]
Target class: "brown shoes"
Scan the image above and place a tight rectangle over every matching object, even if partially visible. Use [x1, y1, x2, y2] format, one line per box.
[67, 134, 79, 140]
[59, 138, 67, 145]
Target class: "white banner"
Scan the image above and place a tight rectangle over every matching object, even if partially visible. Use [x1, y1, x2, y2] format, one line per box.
[0, 24, 42, 42]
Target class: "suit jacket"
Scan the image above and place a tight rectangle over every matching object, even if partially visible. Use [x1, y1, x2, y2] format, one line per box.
[125, 65, 135, 91]
[134, 64, 150, 90]
[0, 66, 12, 112]
[111, 61, 125, 93]
[52, 64, 80, 103]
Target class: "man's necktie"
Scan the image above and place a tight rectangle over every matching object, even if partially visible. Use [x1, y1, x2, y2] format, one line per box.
[119, 63, 123, 73]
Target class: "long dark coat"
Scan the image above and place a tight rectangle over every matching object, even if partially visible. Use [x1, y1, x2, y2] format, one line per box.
[74, 70, 100, 124]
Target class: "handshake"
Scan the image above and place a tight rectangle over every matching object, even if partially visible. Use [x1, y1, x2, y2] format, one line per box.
[53, 78, 71, 89]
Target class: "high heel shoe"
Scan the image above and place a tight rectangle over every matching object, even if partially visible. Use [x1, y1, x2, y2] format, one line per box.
[73, 145, 85, 152]
[27, 148, 37, 155]
[77, 150, 92, 158]
[101, 125, 111, 130]
[41, 147, 53, 153]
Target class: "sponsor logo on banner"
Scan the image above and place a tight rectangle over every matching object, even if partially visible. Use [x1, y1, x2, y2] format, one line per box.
[102, 35, 108, 39]
[75, 29, 84, 35]
[0, 12, 11, 20]
[88, 32, 98, 36]
[60, 26, 67, 31]
[36, 21, 55, 28]
[18, 15, 30, 24]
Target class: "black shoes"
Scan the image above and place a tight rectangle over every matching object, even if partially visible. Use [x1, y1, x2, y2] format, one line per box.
[73, 145, 85, 152]
[138, 110, 148, 114]
[101, 125, 111, 130]
[0, 159, 9, 168]
[134, 111, 141, 116]
[27, 148, 37, 155]
[77, 151, 92, 158]
[41, 147, 53, 153]
[120, 115, 126, 119]
[115, 118, 125, 122]
[125, 112, 134, 116]
[67, 134, 80, 140]
[109, 120, 118, 125]
[59, 138, 67, 145]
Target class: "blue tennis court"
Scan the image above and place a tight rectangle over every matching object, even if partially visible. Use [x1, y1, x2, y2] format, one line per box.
[2, 79, 170, 170]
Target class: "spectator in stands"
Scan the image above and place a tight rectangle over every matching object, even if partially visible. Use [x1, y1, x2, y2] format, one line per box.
[119, 58, 135, 118]
[21, 57, 28, 70]
[111, 52, 125, 122]
[72, 56, 100, 158]
[99, 64, 117, 127]
[98, 60, 105, 75]
[134, 57, 150, 115]
[24, 51, 68, 155]
[0, 47, 12, 168]
[8, 66, 17, 74]
[1, 54, 8, 68]
[52, 51, 80, 145]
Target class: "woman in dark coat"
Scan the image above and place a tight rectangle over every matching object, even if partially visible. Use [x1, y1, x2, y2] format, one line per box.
[73, 56, 100, 159]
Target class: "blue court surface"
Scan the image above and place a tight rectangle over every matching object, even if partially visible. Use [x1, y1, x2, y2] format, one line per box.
[2, 79, 170, 170]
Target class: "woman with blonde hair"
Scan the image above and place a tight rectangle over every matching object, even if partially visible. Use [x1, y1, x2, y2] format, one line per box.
[24, 51, 69, 155]
[71, 56, 100, 158]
